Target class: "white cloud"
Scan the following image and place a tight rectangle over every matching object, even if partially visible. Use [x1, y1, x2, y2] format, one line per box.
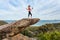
[0, 0, 60, 20]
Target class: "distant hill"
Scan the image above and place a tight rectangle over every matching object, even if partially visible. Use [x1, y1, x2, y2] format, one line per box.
[0, 21, 8, 26]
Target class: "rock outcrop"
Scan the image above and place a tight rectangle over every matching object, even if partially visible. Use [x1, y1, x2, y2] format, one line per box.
[2, 34, 33, 40]
[0, 18, 40, 40]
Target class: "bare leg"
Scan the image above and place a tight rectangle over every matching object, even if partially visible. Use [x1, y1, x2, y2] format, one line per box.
[28, 13, 29, 18]
[31, 13, 32, 18]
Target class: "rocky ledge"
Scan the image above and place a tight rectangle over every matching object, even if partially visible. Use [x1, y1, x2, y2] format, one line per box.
[0, 18, 40, 40]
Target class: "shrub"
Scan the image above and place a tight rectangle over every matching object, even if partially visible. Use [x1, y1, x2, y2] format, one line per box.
[37, 30, 60, 40]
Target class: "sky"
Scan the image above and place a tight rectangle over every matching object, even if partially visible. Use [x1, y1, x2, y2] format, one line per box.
[0, 0, 60, 20]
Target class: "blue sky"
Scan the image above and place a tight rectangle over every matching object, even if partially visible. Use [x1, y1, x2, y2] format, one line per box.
[0, 0, 60, 20]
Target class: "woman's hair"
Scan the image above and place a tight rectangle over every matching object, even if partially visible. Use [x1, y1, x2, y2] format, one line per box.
[28, 5, 30, 7]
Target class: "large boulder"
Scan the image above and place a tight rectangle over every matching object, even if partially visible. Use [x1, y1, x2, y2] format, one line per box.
[0, 18, 40, 40]
[2, 34, 33, 40]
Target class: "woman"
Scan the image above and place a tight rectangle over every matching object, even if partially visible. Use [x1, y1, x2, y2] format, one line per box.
[26, 5, 33, 18]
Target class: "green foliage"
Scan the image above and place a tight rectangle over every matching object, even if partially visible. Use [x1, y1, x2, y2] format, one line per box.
[26, 27, 39, 32]
[20, 26, 39, 37]
[37, 30, 60, 40]
[21, 29, 34, 37]
[20, 23, 60, 40]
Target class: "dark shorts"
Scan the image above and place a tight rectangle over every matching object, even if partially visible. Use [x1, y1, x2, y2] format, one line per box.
[29, 11, 31, 14]
[28, 11, 32, 17]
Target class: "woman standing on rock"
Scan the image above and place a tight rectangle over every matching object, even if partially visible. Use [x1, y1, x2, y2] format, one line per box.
[26, 5, 33, 18]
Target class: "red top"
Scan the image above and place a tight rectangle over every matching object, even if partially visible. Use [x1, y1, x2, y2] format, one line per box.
[27, 7, 31, 11]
